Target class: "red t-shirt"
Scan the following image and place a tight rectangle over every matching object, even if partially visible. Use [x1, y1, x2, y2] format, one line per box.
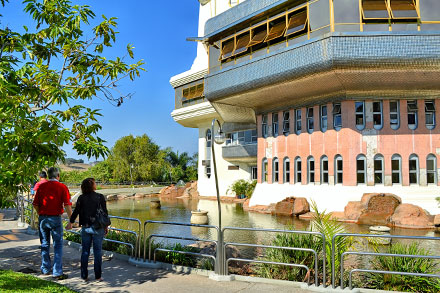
[33, 178, 48, 192]
[33, 180, 72, 215]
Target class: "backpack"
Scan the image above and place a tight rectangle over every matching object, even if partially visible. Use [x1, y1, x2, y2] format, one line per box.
[91, 196, 111, 229]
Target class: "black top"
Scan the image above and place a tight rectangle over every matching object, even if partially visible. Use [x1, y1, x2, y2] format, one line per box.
[70, 192, 108, 227]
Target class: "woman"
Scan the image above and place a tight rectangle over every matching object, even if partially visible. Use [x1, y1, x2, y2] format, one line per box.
[66, 178, 108, 281]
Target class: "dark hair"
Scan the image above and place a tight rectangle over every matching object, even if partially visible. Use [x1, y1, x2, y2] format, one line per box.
[48, 167, 59, 179]
[39, 171, 47, 178]
[81, 178, 96, 194]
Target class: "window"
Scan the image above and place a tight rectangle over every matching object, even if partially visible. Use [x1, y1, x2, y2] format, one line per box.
[206, 165, 211, 179]
[273, 158, 279, 183]
[265, 16, 287, 43]
[320, 105, 328, 132]
[248, 24, 267, 47]
[389, 0, 418, 19]
[374, 154, 384, 184]
[183, 83, 204, 101]
[390, 100, 400, 130]
[295, 109, 302, 134]
[335, 155, 343, 184]
[307, 107, 314, 133]
[205, 129, 212, 148]
[251, 166, 258, 180]
[425, 100, 435, 129]
[285, 8, 308, 37]
[356, 155, 367, 184]
[283, 157, 290, 183]
[232, 31, 250, 57]
[407, 100, 418, 130]
[321, 156, 329, 184]
[373, 101, 383, 130]
[262, 114, 268, 138]
[262, 158, 268, 182]
[391, 154, 402, 184]
[333, 103, 342, 130]
[307, 156, 315, 184]
[409, 154, 419, 184]
[427, 154, 437, 184]
[220, 38, 235, 60]
[355, 101, 365, 130]
[295, 157, 302, 184]
[272, 113, 279, 137]
[283, 111, 290, 135]
[226, 130, 257, 146]
[361, 0, 390, 20]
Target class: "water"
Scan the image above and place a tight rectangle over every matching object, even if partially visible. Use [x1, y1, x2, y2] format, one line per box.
[107, 197, 440, 257]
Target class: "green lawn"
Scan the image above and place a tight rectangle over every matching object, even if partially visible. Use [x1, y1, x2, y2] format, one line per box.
[0, 270, 76, 293]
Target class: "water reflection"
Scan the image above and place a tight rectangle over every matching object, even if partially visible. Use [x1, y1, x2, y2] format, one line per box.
[107, 197, 439, 257]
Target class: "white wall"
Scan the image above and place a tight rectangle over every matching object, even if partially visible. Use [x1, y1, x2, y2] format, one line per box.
[250, 183, 440, 215]
[197, 123, 253, 197]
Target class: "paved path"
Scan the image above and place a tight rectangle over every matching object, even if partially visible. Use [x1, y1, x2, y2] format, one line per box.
[0, 209, 312, 293]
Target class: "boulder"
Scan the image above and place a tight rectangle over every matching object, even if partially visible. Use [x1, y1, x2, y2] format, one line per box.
[181, 181, 199, 198]
[434, 215, 440, 227]
[357, 193, 401, 225]
[159, 184, 186, 198]
[293, 197, 310, 216]
[117, 194, 128, 200]
[243, 199, 275, 214]
[391, 204, 433, 229]
[272, 197, 295, 217]
[105, 194, 118, 201]
[187, 241, 241, 267]
[344, 201, 366, 221]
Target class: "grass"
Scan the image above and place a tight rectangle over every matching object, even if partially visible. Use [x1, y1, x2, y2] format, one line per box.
[0, 270, 76, 292]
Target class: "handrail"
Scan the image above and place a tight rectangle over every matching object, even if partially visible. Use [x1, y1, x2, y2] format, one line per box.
[331, 233, 440, 289]
[153, 248, 216, 266]
[109, 215, 142, 259]
[223, 226, 326, 287]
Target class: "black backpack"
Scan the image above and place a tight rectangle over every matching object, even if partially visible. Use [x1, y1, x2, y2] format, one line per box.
[91, 195, 111, 229]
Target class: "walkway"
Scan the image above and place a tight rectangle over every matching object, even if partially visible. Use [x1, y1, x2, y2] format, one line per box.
[0, 209, 312, 293]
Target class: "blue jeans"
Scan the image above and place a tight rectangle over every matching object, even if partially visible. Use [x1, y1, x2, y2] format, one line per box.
[39, 215, 63, 276]
[81, 226, 105, 280]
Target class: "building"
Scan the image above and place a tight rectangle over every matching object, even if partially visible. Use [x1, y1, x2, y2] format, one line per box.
[170, 0, 440, 214]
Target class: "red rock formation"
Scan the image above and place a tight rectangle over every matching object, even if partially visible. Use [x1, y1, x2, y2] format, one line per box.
[391, 204, 434, 229]
[293, 197, 310, 215]
[357, 193, 401, 225]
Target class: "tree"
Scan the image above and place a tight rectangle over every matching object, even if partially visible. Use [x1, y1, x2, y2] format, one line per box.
[0, 0, 144, 204]
[165, 149, 198, 182]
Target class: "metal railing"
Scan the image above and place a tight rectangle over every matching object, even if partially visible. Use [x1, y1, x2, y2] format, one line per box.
[222, 227, 325, 286]
[143, 220, 219, 272]
[332, 233, 440, 290]
[108, 215, 142, 259]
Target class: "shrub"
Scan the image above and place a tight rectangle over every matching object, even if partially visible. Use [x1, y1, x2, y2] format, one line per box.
[256, 230, 322, 282]
[364, 242, 440, 292]
[227, 179, 257, 199]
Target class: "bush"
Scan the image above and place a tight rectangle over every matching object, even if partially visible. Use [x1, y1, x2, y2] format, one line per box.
[256, 229, 322, 282]
[364, 242, 440, 292]
[227, 179, 257, 199]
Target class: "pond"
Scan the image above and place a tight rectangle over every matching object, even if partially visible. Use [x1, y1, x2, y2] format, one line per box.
[107, 197, 440, 258]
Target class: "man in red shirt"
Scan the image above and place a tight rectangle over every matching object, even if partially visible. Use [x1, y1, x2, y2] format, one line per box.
[33, 171, 48, 194]
[33, 167, 72, 280]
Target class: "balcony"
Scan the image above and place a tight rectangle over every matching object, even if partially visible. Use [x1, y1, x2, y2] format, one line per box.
[222, 144, 257, 162]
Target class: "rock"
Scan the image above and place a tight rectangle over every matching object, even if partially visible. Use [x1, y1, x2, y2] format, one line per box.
[293, 197, 310, 216]
[434, 215, 440, 227]
[243, 199, 275, 214]
[330, 211, 346, 221]
[298, 212, 315, 220]
[272, 197, 295, 217]
[134, 193, 147, 198]
[106, 194, 118, 201]
[357, 193, 401, 226]
[159, 184, 186, 199]
[187, 241, 241, 267]
[117, 194, 128, 200]
[344, 201, 366, 221]
[391, 204, 433, 229]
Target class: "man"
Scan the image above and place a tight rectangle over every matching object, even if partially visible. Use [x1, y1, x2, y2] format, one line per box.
[33, 167, 72, 280]
[33, 171, 48, 194]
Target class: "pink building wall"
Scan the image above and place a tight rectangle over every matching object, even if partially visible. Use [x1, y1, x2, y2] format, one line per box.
[257, 99, 440, 187]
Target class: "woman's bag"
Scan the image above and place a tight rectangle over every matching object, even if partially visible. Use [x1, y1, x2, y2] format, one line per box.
[93, 201, 111, 229]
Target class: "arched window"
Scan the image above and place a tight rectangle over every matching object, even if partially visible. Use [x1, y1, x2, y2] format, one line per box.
[391, 154, 402, 184]
[373, 101, 383, 130]
[356, 154, 366, 184]
[374, 154, 384, 184]
[294, 157, 302, 184]
[427, 154, 437, 184]
[409, 154, 419, 184]
[320, 156, 329, 184]
[335, 155, 343, 184]
[262, 158, 268, 183]
[307, 156, 315, 183]
[272, 113, 279, 137]
[355, 101, 365, 130]
[273, 158, 279, 183]
[389, 101, 400, 130]
[333, 103, 342, 131]
[425, 100, 435, 130]
[320, 105, 328, 132]
[283, 157, 290, 183]
[262, 114, 268, 138]
[205, 129, 212, 148]
[307, 108, 314, 134]
[407, 100, 418, 130]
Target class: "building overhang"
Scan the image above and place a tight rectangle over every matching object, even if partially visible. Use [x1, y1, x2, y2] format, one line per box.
[171, 101, 219, 128]
[205, 32, 440, 117]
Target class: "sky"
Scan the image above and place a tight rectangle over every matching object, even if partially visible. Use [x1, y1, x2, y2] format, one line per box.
[1, 0, 201, 162]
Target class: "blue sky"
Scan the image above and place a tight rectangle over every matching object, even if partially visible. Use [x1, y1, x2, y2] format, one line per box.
[2, 0, 201, 161]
